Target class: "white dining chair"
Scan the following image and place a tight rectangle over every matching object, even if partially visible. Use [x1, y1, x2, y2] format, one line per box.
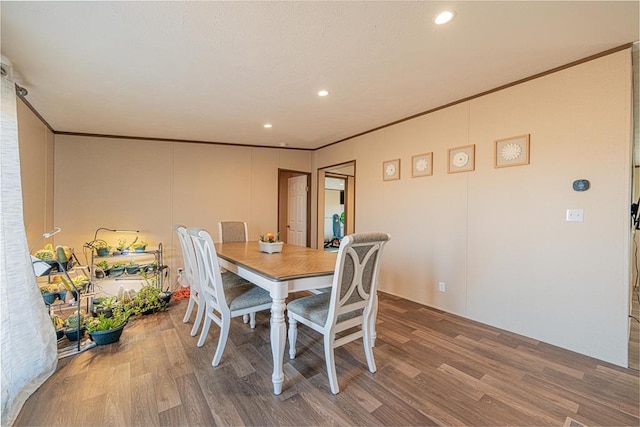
[187, 227, 272, 366]
[218, 221, 248, 243]
[174, 225, 204, 336]
[287, 232, 390, 394]
[218, 221, 252, 324]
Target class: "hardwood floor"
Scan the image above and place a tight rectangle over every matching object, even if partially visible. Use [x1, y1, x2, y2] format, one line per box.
[14, 293, 639, 426]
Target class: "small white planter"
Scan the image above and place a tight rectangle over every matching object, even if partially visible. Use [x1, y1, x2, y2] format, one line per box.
[259, 241, 283, 254]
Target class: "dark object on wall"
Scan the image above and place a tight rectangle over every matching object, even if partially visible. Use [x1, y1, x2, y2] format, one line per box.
[572, 179, 590, 191]
[340, 190, 345, 205]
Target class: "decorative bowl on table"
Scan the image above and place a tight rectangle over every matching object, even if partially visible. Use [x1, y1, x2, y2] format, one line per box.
[258, 241, 283, 254]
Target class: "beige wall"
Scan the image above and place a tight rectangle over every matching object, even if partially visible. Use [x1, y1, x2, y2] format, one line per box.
[53, 136, 312, 283]
[313, 50, 633, 366]
[17, 49, 632, 366]
[17, 99, 55, 248]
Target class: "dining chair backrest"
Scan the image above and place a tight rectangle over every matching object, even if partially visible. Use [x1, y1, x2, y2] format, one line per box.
[218, 221, 248, 243]
[174, 225, 197, 291]
[326, 232, 390, 331]
[187, 227, 228, 315]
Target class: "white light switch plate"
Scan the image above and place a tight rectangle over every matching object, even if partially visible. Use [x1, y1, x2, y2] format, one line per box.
[566, 209, 584, 222]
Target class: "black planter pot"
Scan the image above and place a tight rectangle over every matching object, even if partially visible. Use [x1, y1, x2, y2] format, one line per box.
[160, 291, 173, 306]
[92, 306, 113, 318]
[55, 329, 64, 340]
[89, 322, 126, 345]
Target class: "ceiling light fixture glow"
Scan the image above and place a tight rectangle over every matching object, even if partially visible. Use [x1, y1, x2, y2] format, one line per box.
[434, 11, 455, 25]
[264, 123, 272, 128]
[318, 90, 329, 97]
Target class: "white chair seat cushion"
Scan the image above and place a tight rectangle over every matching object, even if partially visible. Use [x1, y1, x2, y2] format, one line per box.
[287, 293, 359, 326]
[225, 283, 272, 311]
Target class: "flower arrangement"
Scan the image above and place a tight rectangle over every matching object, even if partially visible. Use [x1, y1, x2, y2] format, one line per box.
[259, 232, 280, 243]
[258, 232, 283, 253]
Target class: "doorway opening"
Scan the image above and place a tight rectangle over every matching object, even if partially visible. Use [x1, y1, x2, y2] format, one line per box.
[278, 169, 311, 247]
[316, 161, 355, 250]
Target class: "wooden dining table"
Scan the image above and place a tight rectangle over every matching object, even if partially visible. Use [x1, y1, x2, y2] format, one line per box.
[215, 241, 337, 395]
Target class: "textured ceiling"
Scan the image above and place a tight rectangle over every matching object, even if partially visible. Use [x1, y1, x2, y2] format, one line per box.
[1, 1, 638, 150]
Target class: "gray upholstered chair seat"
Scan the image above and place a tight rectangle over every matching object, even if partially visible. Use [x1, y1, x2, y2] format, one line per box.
[226, 284, 272, 311]
[287, 293, 359, 326]
[221, 271, 250, 288]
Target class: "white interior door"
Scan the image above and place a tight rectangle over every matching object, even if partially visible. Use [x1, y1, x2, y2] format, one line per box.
[288, 175, 307, 246]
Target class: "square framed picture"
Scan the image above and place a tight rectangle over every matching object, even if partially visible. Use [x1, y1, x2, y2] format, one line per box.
[494, 134, 530, 168]
[411, 152, 433, 178]
[447, 144, 475, 173]
[382, 158, 400, 181]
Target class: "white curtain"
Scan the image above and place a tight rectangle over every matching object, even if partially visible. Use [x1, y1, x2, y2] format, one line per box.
[1, 58, 57, 426]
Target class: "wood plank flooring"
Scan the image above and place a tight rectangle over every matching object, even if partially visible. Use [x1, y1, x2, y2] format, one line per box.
[14, 293, 639, 426]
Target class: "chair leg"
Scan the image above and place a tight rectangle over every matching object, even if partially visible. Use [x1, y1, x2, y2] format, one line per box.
[197, 314, 212, 347]
[288, 315, 297, 359]
[363, 321, 377, 373]
[212, 319, 230, 367]
[243, 313, 249, 324]
[182, 295, 195, 323]
[249, 312, 256, 329]
[190, 299, 205, 337]
[324, 334, 339, 394]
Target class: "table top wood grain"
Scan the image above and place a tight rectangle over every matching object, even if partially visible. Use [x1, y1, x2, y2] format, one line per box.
[215, 241, 337, 282]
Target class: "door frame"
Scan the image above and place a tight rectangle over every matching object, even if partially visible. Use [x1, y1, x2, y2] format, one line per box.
[316, 160, 356, 249]
[277, 169, 311, 246]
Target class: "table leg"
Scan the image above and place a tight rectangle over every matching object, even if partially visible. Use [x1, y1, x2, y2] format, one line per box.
[270, 284, 288, 395]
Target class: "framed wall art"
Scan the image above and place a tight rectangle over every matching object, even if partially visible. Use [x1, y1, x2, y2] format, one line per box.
[494, 134, 530, 168]
[411, 152, 433, 178]
[447, 144, 475, 173]
[382, 158, 400, 181]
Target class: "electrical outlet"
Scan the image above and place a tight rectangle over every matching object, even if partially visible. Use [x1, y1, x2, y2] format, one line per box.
[438, 282, 446, 292]
[566, 209, 584, 222]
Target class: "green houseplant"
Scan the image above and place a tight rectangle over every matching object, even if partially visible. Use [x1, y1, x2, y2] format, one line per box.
[95, 260, 109, 278]
[109, 261, 126, 277]
[87, 304, 129, 345]
[125, 259, 139, 275]
[130, 240, 148, 252]
[64, 311, 86, 341]
[92, 239, 111, 257]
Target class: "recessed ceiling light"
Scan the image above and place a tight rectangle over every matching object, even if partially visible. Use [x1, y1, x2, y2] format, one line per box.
[279, 142, 288, 147]
[264, 123, 272, 128]
[318, 90, 329, 97]
[434, 10, 455, 25]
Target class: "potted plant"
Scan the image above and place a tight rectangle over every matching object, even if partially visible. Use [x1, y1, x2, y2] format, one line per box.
[259, 232, 283, 254]
[125, 259, 140, 275]
[116, 238, 130, 254]
[87, 304, 129, 345]
[95, 260, 109, 278]
[64, 311, 86, 341]
[92, 239, 111, 257]
[128, 283, 169, 315]
[51, 314, 65, 340]
[142, 262, 158, 274]
[71, 275, 89, 293]
[92, 296, 118, 318]
[39, 284, 58, 305]
[131, 240, 147, 252]
[109, 261, 126, 277]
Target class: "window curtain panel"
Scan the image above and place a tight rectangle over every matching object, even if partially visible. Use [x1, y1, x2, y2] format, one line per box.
[1, 58, 57, 426]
